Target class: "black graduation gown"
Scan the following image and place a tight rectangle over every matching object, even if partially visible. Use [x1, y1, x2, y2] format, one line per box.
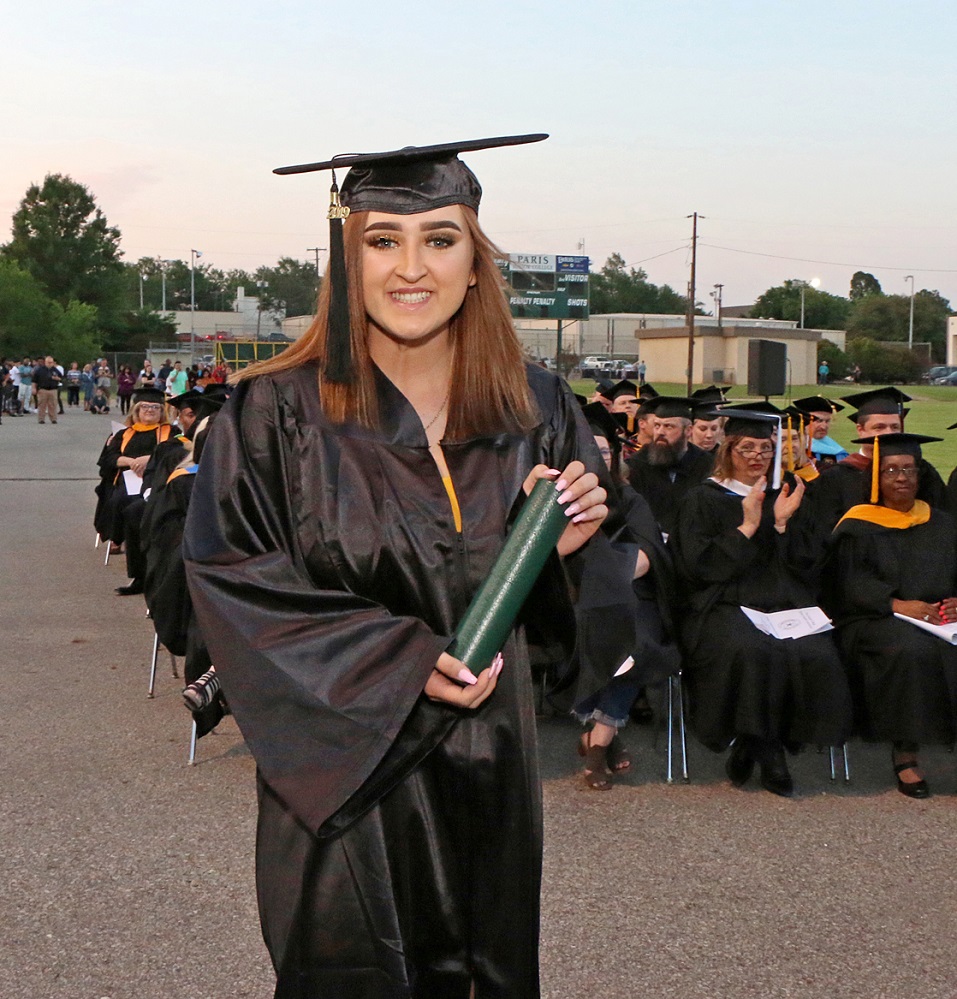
[827, 509, 957, 744]
[94, 424, 172, 543]
[551, 484, 680, 711]
[183, 362, 603, 999]
[626, 442, 714, 537]
[143, 468, 223, 736]
[669, 480, 852, 750]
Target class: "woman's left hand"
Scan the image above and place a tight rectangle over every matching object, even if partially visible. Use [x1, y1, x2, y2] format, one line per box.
[524, 461, 608, 557]
[772, 477, 805, 529]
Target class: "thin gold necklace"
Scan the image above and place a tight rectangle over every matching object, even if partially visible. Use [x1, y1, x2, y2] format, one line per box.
[423, 385, 451, 442]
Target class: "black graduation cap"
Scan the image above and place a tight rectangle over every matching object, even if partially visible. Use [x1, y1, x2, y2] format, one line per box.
[594, 378, 617, 400]
[605, 380, 639, 401]
[132, 387, 166, 406]
[690, 385, 730, 404]
[638, 383, 659, 399]
[720, 400, 784, 416]
[202, 383, 231, 401]
[691, 401, 724, 422]
[848, 432, 942, 502]
[840, 386, 911, 423]
[720, 408, 784, 488]
[642, 396, 693, 421]
[793, 395, 845, 415]
[581, 402, 622, 445]
[273, 134, 548, 383]
[167, 390, 204, 411]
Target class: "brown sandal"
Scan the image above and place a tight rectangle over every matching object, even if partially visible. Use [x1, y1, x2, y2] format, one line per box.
[607, 735, 631, 772]
[578, 732, 612, 790]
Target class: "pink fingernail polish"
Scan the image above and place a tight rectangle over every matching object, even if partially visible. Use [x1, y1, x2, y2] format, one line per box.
[557, 489, 573, 504]
[572, 512, 588, 524]
[457, 667, 479, 686]
[555, 479, 568, 492]
[565, 502, 581, 517]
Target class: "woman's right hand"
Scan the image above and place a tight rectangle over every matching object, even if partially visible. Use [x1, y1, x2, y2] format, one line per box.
[424, 651, 502, 708]
[738, 476, 766, 538]
[892, 599, 943, 625]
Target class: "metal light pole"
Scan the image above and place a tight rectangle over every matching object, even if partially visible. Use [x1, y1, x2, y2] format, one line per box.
[799, 277, 821, 329]
[160, 259, 171, 312]
[139, 271, 148, 309]
[256, 280, 268, 340]
[190, 249, 201, 365]
[713, 283, 723, 328]
[905, 274, 915, 349]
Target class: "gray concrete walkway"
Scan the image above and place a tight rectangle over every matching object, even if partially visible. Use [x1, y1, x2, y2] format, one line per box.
[1, 406, 956, 999]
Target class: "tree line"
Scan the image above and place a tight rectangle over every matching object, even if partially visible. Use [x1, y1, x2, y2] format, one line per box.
[0, 174, 320, 361]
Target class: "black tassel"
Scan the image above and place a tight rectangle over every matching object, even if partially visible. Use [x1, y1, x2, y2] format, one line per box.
[325, 177, 353, 383]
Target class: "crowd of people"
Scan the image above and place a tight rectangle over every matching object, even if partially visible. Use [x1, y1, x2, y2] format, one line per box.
[0, 355, 232, 421]
[578, 377, 957, 800]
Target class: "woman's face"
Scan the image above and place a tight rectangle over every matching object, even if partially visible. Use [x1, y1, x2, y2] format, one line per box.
[730, 435, 773, 485]
[879, 453, 919, 507]
[361, 205, 476, 347]
[134, 402, 163, 426]
[593, 434, 613, 471]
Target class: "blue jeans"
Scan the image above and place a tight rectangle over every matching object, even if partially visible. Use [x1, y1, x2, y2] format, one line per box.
[573, 672, 645, 729]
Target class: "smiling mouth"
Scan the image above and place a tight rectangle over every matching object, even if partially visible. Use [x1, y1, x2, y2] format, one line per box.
[390, 291, 431, 304]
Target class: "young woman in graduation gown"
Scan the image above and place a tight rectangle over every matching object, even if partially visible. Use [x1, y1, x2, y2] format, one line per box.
[827, 434, 957, 798]
[669, 414, 852, 796]
[183, 136, 609, 999]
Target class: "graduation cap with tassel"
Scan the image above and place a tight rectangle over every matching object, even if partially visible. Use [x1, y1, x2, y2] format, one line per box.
[849, 432, 942, 503]
[273, 134, 548, 383]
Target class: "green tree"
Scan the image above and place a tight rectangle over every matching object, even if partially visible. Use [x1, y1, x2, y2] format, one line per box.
[846, 289, 952, 359]
[849, 270, 882, 300]
[0, 260, 52, 356]
[751, 279, 850, 330]
[2, 174, 124, 315]
[589, 253, 688, 314]
[846, 337, 922, 384]
[49, 300, 103, 364]
[817, 339, 849, 380]
[254, 257, 320, 317]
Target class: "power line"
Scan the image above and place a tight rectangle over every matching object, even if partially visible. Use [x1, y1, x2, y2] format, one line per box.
[699, 242, 957, 275]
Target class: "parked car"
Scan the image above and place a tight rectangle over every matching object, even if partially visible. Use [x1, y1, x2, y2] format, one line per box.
[927, 365, 957, 384]
[934, 370, 957, 386]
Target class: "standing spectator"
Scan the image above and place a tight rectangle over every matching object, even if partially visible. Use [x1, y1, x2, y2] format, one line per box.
[7, 361, 22, 415]
[116, 365, 136, 415]
[637, 359, 647, 386]
[33, 356, 62, 424]
[97, 363, 113, 401]
[53, 359, 66, 414]
[18, 358, 35, 413]
[138, 360, 158, 390]
[80, 364, 96, 410]
[211, 359, 230, 383]
[818, 359, 830, 385]
[165, 360, 188, 397]
[65, 362, 82, 407]
[158, 358, 174, 383]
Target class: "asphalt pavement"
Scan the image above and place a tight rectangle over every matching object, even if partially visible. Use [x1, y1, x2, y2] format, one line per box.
[2, 403, 956, 999]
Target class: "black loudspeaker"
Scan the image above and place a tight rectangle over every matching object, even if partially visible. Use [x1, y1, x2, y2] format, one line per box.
[747, 339, 787, 397]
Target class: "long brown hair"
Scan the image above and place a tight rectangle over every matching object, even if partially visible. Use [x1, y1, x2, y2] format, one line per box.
[238, 208, 536, 439]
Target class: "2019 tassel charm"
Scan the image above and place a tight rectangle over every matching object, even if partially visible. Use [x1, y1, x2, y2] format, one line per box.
[325, 173, 353, 383]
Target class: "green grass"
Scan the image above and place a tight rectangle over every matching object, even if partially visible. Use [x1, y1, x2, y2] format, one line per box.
[568, 380, 957, 475]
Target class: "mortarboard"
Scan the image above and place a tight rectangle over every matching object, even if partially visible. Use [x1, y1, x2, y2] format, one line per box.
[849, 431, 942, 502]
[581, 402, 622, 445]
[132, 387, 166, 406]
[718, 408, 784, 489]
[643, 396, 693, 421]
[690, 385, 730, 404]
[273, 134, 548, 383]
[840, 386, 911, 423]
[606, 380, 639, 401]
[793, 395, 845, 415]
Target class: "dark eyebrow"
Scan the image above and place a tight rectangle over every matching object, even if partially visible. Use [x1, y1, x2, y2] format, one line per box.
[363, 219, 463, 234]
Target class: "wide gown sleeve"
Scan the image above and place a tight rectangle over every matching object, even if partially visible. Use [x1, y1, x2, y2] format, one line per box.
[184, 377, 449, 833]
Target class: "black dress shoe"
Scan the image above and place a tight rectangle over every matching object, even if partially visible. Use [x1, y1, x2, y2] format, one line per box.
[759, 744, 794, 797]
[894, 763, 930, 799]
[726, 739, 755, 787]
[115, 580, 144, 596]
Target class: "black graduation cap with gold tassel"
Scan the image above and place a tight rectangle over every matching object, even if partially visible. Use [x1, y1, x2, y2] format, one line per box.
[273, 134, 548, 383]
[850, 432, 942, 502]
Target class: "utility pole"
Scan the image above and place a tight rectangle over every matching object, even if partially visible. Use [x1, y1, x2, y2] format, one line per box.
[905, 274, 915, 349]
[685, 212, 701, 396]
[713, 282, 723, 329]
[307, 247, 325, 278]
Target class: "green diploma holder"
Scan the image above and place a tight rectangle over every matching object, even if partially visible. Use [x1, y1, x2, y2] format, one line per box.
[450, 476, 568, 672]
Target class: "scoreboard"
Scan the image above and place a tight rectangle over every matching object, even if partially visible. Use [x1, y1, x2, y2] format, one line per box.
[498, 253, 591, 320]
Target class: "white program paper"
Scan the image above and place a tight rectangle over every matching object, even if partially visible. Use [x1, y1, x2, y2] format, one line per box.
[893, 612, 957, 645]
[122, 469, 144, 496]
[613, 655, 635, 677]
[741, 606, 834, 640]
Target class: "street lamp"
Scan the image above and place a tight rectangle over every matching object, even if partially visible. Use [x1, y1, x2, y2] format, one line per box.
[799, 277, 821, 329]
[713, 283, 724, 328]
[190, 249, 202, 365]
[138, 270, 149, 310]
[159, 259, 172, 312]
[256, 280, 268, 340]
[905, 275, 915, 349]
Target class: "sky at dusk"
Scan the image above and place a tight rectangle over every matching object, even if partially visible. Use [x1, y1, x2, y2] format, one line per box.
[5, 0, 957, 310]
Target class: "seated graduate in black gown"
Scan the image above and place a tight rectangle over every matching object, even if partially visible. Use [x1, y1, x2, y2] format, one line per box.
[552, 403, 680, 789]
[143, 415, 225, 738]
[183, 135, 610, 998]
[93, 388, 173, 570]
[669, 410, 852, 797]
[827, 433, 957, 799]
